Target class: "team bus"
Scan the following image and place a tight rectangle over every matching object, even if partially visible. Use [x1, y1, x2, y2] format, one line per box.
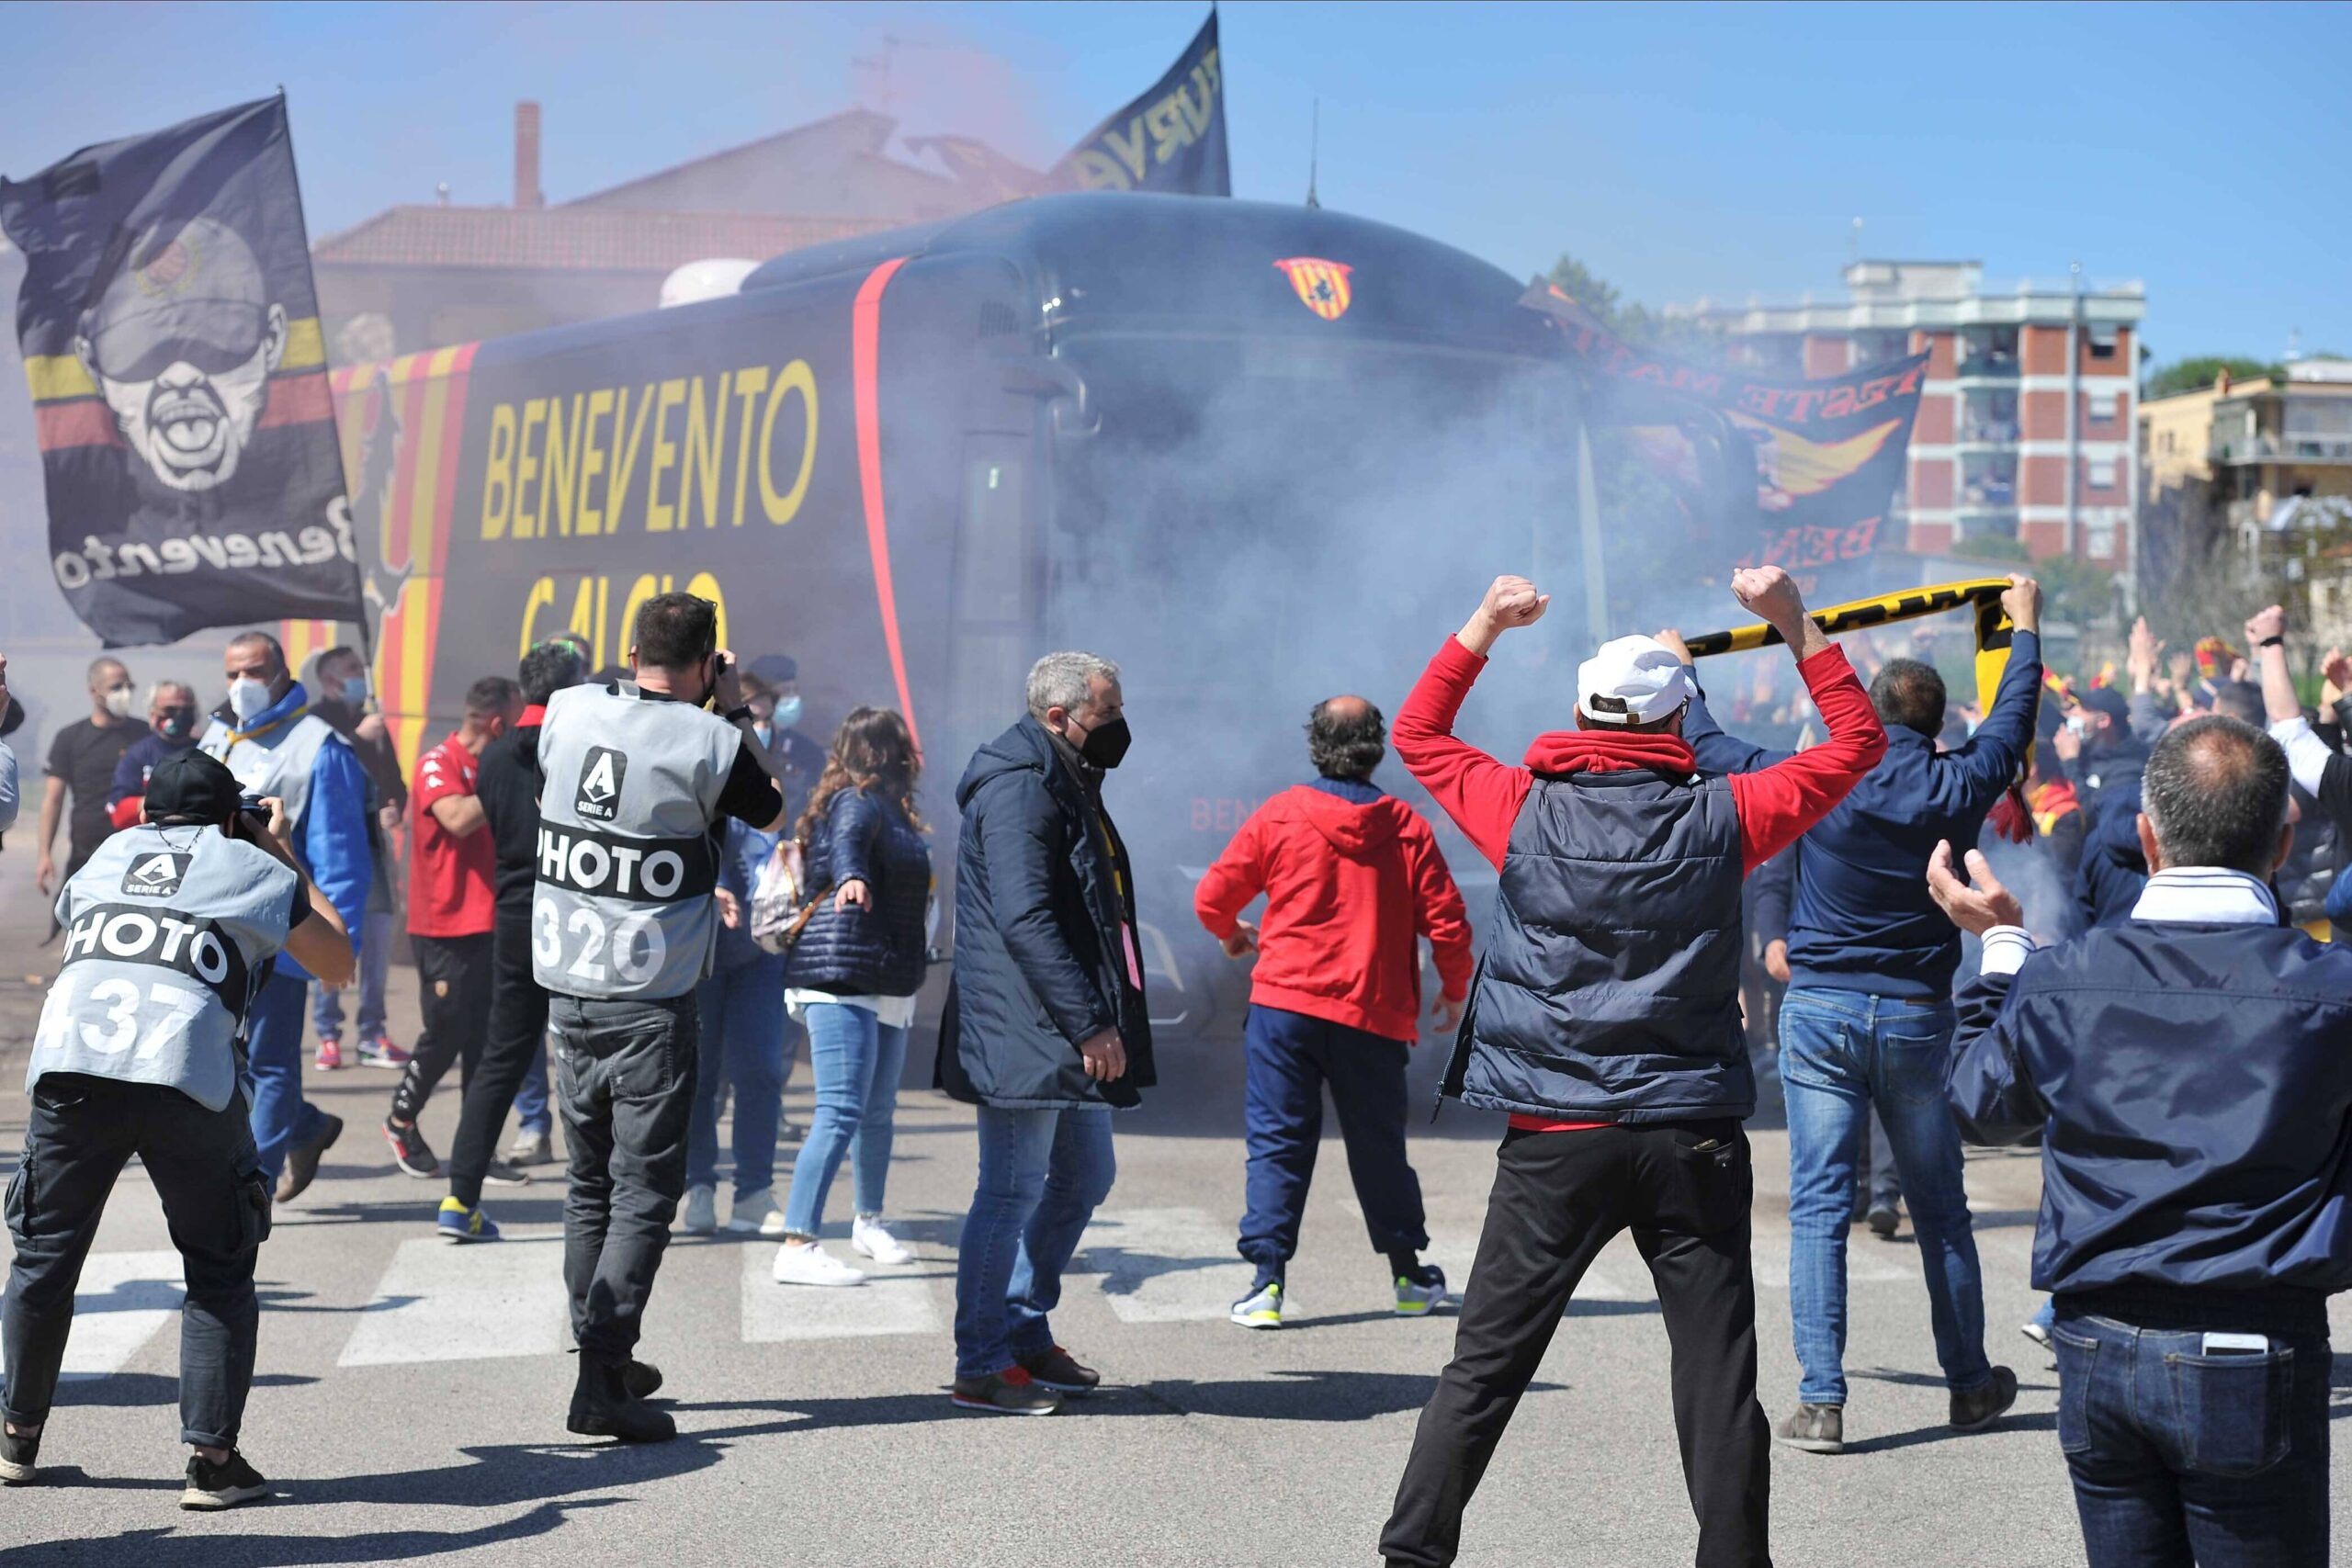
[323, 192, 1729, 1038]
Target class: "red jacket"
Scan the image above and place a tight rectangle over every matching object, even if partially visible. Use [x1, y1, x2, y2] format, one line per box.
[1194, 784, 1474, 1043]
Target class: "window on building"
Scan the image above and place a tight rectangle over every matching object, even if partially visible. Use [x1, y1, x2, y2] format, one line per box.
[2089, 389, 2120, 422]
[2086, 521, 2118, 558]
[2088, 457, 2119, 491]
[2087, 323, 2120, 360]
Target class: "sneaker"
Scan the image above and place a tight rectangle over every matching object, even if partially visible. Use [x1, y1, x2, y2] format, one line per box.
[1016, 1345, 1100, 1394]
[1951, 1365, 2019, 1432]
[1866, 1203, 1901, 1240]
[1230, 1281, 1284, 1329]
[275, 1114, 343, 1202]
[2019, 1318, 2053, 1352]
[949, 1367, 1061, 1416]
[382, 1117, 439, 1179]
[356, 1032, 412, 1069]
[770, 1240, 865, 1287]
[508, 1128, 555, 1167]
[314, 1038, 345, 1071]
[729, 1189, 787, 1237]
[180, 1450, 269, 1509]
[851, 1213, 914, 1263]
[1395, 1267, 1457, 1317]
[0, 1427, 39, 1484]
[437, 1196, 502, 1243]
[1777, 1403, 1844, 1454]
[567, 1355, 675, 1443]
[482, 1158, 532, 1187]
[681, 1185, 718, 1235]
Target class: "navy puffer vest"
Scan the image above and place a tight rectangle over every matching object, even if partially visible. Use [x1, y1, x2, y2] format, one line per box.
[1444, 769, 1753, 1122]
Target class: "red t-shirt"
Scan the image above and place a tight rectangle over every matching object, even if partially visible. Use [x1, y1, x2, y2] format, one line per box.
[408, 730, 495, 937]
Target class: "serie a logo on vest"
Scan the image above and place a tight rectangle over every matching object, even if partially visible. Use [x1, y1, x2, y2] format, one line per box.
[576, 747, 628, 823]
[120, 852, 192, 897]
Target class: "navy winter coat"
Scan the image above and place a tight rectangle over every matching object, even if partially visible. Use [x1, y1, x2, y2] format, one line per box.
[1949, 917, 2352, 1316]
[936, 716, 1155, 1109]
[784, 784, 932, 997]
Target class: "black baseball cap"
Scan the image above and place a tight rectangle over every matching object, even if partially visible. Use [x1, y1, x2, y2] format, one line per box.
[144, 750, 244, 824]
[2071, 686, 2130, 726]
[749, 654, 797, 685]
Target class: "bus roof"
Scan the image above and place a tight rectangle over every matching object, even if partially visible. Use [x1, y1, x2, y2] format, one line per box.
[741, 193, 1543, 355]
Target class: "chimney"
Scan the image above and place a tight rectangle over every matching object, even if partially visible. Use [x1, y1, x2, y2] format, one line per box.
[514, 101, 543, 209]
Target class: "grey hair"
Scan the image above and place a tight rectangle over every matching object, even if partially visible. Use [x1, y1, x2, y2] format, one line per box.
[2141, 714, 2290, 877]
[1025, 651, 1120, 722]
[149, 680, 196, 704]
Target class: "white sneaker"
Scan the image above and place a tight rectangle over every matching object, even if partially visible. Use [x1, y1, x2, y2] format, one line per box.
[771, 1240, 865, 1287]
[680, 1185, 717, 1235]
[728, 1188, 787, 1236]
[851, 1214, 915, 1266]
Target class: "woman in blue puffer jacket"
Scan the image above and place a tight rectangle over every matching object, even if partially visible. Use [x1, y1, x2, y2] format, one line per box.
[772, 706, 933, 1286]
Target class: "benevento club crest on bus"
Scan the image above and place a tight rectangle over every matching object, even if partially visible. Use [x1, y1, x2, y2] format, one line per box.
[1274, 257, 1353, 321]
[0, 94, 363, 648]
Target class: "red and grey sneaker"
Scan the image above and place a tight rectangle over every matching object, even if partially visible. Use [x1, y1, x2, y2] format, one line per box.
[949, 1366, 1061, 1416]
[356, 1032, 412, 1069]
[382, 1116, 440, 1179]
[314, 1038, 345, 1071]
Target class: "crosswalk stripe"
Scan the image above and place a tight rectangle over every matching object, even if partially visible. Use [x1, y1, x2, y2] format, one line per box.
[0, 1250, 184, 1379]
[739, 1246, 944, 1340]
[1080, 1207, 1251, 1324]
[337, 1232, 571, 1367]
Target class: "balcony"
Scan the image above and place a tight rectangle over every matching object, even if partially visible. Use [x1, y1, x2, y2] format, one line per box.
[1955, 351, 2019, 382]
[1957, 418, 2020, 447]
[1955, 504, 2019, 540]
[2212, 432, 2352, 466]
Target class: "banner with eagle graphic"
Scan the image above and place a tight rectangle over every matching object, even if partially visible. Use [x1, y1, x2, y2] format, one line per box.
[1520, 281, 1928, 581]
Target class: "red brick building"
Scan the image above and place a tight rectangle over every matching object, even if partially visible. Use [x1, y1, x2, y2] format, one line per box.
[1690, 260, 2145, 571]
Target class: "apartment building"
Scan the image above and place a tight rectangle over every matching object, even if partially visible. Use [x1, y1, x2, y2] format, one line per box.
[1688, 260, 2146, 570]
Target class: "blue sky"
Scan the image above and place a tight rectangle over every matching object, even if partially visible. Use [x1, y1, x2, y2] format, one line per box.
[5, 1, 2343, 366]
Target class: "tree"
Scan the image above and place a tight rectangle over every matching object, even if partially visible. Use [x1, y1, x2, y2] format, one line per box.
[2143, 355, 2279, 400]
[1545, 254, 1721, 355]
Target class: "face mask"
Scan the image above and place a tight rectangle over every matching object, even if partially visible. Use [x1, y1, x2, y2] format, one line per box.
[102, 686, 136, 719]
[157, 705, 198, 739]
[228, 675, 274, 725]
[339, 676, 368, 706]
[1078, 714, 1133, 770]
[773, 695, 803, 729]
[2064, 715, 2088, 739]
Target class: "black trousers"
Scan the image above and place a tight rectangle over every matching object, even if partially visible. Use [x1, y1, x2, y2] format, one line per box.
[392, 931, 494, 1125]
[4, 1075, 267, 1449]
[447, 908, 548, 1209]
[552, 990, 697, 1359]
[1383, 1122, 1771, 1568]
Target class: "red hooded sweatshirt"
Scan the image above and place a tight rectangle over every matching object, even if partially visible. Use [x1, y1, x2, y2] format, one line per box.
[1194, 784, 1475, 1043]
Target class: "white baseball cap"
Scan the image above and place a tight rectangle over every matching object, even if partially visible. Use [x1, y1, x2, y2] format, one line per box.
[1577, 635, 1691, 727]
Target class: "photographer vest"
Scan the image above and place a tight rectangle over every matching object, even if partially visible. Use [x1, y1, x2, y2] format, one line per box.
[532, 681, 740, 999]
[29, 825, 300, 1112]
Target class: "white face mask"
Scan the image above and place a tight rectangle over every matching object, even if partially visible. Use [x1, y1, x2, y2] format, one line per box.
[101, 686, 136, 720]
[2064, 715, 2089, 739]
[228, 675, 274, 725]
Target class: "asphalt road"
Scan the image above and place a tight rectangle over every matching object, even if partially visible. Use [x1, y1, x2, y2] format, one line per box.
[0, 852, 2344, 1568]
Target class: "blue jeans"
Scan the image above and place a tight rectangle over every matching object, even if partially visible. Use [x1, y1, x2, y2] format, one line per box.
[782, 1000, 907, 1235]
[311, 907, 390, 1043]
[2054, 1311, 2331, 1566]
[689, 956, 790, 1199]
[512, 1036, 552, 1136]
[247, 970, 328, 1183]
[1780, 986, 1991, 1406]
[953, 1105, 1115, 1380]
[1238, 1005, 1427, 1272]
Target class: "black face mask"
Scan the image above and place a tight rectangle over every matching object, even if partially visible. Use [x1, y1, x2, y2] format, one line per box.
[157, 705, 198, 740]
[1078, 715, 1132, 770]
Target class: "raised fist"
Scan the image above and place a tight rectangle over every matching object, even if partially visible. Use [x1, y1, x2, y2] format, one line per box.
[1478, 575, 1550, 633]
[1731, 565, 1805, 632]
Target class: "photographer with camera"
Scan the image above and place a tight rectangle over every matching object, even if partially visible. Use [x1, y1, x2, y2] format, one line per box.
[530, 592, 786, 1442]
[2, 750, 352, 1508]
